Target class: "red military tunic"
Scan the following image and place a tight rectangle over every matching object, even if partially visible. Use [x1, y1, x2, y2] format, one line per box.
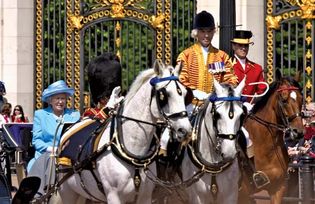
[233, 58, 266, 102]
[82, 107, 110, 120]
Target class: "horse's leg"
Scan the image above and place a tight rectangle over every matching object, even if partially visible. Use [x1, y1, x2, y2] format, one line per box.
[58, 181, 82, 204]
[238, 181, 257, 204]
[270, 184, 286, 204]
[107, 191, 122, 204]
[136, 192, 153, 204]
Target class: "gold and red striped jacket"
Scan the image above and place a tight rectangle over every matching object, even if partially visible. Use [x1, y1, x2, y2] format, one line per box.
[177, 43, 238, 93]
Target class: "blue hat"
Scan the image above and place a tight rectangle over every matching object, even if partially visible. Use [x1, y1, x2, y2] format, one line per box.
[193, 11, 215, 29]
[42, 80, 74, 102]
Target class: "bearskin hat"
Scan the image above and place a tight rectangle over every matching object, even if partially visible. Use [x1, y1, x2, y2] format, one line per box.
[87, 52, 122, 105]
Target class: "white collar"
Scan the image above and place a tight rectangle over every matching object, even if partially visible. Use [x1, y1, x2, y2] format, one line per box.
[235, 55, 246, 70]
[201, 46, 209, 64]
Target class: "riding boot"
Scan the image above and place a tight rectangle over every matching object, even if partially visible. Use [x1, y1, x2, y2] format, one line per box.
[239, 150, 270, 189]
[238, 130, 270, 189]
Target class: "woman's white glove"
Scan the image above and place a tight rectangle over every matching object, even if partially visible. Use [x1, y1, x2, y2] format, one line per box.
[243, 102, 253, 112]
[106, 86, 124, 109]
[192, 90, 209, 100]
[46, 146, 57, 153]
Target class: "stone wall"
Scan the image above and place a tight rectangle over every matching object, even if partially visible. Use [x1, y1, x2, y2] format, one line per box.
[0, 0, 34, 120]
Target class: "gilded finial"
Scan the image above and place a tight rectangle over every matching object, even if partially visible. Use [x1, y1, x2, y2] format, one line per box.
[150, 14, 165, 30]
[297, 0, 315, 19]
[69, 13, 84, 30]
[266, 15, 282, 30]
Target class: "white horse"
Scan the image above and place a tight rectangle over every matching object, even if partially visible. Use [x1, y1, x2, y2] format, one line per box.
[57, 61, 192, 204]
[181, 78, 246, 204]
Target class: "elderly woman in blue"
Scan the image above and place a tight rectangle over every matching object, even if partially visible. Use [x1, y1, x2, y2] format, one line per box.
[27, 80, 80, 172]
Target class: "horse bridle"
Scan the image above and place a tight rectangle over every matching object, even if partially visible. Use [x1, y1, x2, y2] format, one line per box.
[277, 86, 303, 138]
[150, 75, 189, 127]
[104, 74, 190, 167]
[209, 91, 247, 141]
[249, 85, 302, 138]
[207, 92, 246, 157]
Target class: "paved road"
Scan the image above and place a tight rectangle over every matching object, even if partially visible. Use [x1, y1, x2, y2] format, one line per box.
[11, 174, 273, 204]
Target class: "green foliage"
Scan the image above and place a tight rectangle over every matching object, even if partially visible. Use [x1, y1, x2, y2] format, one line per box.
[171, 1, 196, 65]
[42, 0, 67, 87]
[39, 0, 196, 106]
[274, 20, 305, 78]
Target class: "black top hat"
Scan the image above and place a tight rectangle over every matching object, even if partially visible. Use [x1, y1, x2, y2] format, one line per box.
[193, 11, 215, 29]
[231, 30, 253, 44]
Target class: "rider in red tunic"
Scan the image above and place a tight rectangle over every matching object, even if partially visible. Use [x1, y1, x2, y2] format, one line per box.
[231, 30, 269, 188]
[231, 30, 266, 104]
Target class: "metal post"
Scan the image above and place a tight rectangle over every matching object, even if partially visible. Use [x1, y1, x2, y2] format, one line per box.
[299, 155, 314, 204]
[219, 0, 236, 56]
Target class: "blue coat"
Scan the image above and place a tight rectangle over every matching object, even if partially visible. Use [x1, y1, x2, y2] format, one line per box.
[27, 106, 80, 171]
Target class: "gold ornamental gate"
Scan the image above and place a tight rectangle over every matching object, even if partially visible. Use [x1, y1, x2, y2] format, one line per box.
[265, 0, 315, 102]
[34, 0, 196, 112]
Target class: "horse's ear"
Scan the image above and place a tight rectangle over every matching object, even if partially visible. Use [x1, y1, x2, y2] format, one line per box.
[294, 70, 301, 82]
[275, 69, 282, 81]
[235, 76, 246, 96]
[174, 61, 183, 76]
[153, 59, 163, 75]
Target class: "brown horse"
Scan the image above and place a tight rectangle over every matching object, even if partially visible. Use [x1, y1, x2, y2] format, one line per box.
[238, 70, 304, 204]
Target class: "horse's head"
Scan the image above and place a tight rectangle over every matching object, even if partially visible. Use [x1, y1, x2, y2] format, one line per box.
[150, 60, 192, 142]
[274, 69, 304, 141]
[208, 78, 246, 159]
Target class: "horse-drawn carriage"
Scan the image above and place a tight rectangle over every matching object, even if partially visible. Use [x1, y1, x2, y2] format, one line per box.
[0, 123, 34, 203]
[1, 67, 313, 204]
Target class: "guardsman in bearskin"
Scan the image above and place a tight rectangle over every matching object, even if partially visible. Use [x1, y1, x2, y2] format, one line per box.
[231, 30, 269, 188]
[83, 52, 124, 120]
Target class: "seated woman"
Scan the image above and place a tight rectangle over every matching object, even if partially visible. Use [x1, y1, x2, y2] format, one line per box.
[11, 105, 29, 123]
[27, 80, 81, 172]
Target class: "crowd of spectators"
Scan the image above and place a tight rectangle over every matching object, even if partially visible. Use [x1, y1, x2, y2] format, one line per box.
[286, 102, 315, 164]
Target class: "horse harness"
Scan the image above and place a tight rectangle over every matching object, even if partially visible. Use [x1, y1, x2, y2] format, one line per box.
[246, 84, 302, 176]
[247, 84, 302, 145]
[185, 93, 246, 200]
[35, 74, 190, 203]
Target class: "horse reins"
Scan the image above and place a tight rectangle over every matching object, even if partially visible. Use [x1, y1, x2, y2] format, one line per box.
[248, 84, 302, 173]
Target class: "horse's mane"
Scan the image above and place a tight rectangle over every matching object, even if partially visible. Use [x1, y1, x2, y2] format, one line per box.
[252, 76, 301, 114]
[124, 68, 155, 105]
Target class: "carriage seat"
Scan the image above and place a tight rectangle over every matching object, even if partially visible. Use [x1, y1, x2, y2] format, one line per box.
[0, 123, 34, 164]
[0, 123, 34, 186]
[58, 118, 107, 167]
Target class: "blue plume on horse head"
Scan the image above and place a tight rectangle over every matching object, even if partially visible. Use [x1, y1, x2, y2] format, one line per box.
[208, 93, 247, 103]
[209, 93, 217, 102]
[149, 76, 179, 86]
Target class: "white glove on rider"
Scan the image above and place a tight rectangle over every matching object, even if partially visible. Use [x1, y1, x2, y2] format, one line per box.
[106, 86, 124, 109]
[192, 89, 209, 100]
[243, 102, 253, 112]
